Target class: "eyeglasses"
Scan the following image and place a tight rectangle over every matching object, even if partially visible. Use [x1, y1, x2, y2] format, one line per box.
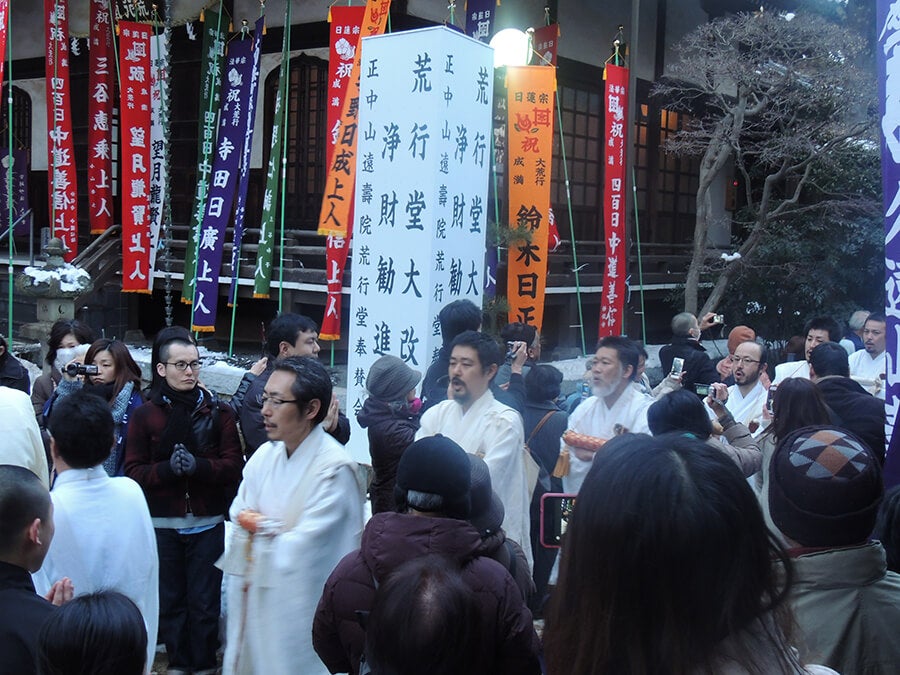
[164, 360, 202, 372]
[729, 356, 760, 366]
[261, 395, 298, 408]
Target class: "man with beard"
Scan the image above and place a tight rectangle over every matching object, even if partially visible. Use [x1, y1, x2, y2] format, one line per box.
[849, 313, 886, 399]
[772, 316, 841, 384]
[562, 336, 652, 494]
[416, 330, 532, 569]
[719, 341, 768, 432]
[125, 331, 243, 675]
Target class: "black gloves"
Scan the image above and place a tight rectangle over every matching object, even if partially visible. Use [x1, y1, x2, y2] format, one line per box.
[170, 443, 198, 477]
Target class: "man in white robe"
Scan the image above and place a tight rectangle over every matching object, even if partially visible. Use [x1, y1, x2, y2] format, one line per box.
[563, 337, 652, 494]
[417, 330, 532, 568]
[849, 313, 886, 399]
[772, 316, 841, 385]
[222, 356, 363, 675]
[32, 391, 158, 672]
[0, 386, 48, 488]
[721, 341, 768, 434]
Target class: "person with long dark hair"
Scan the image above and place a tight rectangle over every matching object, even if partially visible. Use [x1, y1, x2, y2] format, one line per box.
[31, 319, 94, 420]
[544, 433, 835, 675]
[45, 338, 144, 477]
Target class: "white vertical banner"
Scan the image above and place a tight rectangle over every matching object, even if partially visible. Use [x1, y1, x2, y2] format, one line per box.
[147, 31, 169, 289]
[345, 27, 494, 463]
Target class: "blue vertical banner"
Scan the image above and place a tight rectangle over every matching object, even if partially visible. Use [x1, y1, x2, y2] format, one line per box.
[0, 149, 31, 236]
[465, 0, 495, 42]
[228, 17, 264, 306]
[879, 0, 900, 487]
[191, 36, 255, 332]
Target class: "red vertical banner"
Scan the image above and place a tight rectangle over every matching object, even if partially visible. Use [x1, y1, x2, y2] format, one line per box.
[0, 1, 8, 87]
[506, 66, 556, 330]
[119, 22, 152, 293]
[530, 23, 559, 66]
[598, 64, 628, 338]
[321, 4, 366, 341]
[45, 0, 78, 260]
[317, 0, 392, 239]
[88, 0, 114, 233]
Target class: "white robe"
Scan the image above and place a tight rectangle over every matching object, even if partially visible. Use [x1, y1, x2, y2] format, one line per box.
[32, 467, 158, 673]
[848, 350, 886, 399]
[725, 381, 768, 432]
[222, 425, 363, 675]
[772, 360, 810, 385]
[0, 386, 48, 488]
[562, 386, 652, 494]
[416, 390, 532, 567]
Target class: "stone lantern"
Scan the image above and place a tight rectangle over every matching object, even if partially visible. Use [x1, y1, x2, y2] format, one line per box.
[16, 238, 93, 372]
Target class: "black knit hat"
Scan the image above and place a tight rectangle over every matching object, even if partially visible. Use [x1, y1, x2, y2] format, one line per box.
[468, 455, 504, 537]
[768, 426, 883, 547]
[394, 435, 471, 519]
[366, 355, 421, 403]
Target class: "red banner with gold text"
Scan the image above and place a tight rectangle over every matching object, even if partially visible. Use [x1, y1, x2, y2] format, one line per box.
[88, 0, 114, 233]
[598, 64, 628, 337]
[506, 66, 556, 330]
[119, 22, 152, 293]
[45, 0, 78, 260]
[321, 4, 366, 341]
[317, 0, 391, 239]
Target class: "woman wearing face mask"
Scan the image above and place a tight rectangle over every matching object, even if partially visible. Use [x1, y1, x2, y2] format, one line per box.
[47, 338, 144, 477]
[357, 355, 423, 514]
[32, 319, 95, 421]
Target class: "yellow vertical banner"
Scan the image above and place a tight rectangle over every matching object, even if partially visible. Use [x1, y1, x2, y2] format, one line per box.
[506, 66, 556, 330]
[317, 0, 392, 238]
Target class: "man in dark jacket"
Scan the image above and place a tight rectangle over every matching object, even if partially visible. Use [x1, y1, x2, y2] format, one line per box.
[0, 465, 71, 675]
[809, 342, 886, 462]
[658, 312, 721, 394]
[0, 333, 30, 394]
[125, 331, 243, 675]
[236, 313, 350, 453]
[421, 299, 483, 411]
[312, 435, 541, 675]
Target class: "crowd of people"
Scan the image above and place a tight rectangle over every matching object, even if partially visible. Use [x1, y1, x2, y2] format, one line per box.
[0, 302, 896, 674]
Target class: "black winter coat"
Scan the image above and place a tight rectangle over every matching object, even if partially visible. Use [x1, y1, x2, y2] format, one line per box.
[356, 398, 419, 514]
[816, 376, 887, 462]
[659, 336, 720, 391]
[312, 512, 541, 675]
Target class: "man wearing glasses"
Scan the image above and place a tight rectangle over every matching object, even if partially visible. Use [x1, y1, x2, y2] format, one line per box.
[222, 356, 363, 674]
[716, 341, 769, 432]
[125, 331, 244, 675]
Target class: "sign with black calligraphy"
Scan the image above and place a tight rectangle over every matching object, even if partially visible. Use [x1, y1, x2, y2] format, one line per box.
[88, 0, 113, 234]
[146, 30, 170, 291]
[45, 0, 78, 261]
[506, 66, 556, 330]
[465, 0, 495, 43]
[598, 63, 628, 337]
[191, 36, 255, 331]
[0, 149, 30, 236]
[119, 22, 152, 293]
[344, 26, 493, 462]
[877, 0, 900, 486]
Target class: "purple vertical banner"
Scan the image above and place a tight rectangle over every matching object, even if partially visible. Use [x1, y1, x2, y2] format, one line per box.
[0, 149, 31, 236]
[484, 246, 497, 299]
[228, 17, 264, 306]
[465, 0, 495, 42]
[879, 0, 900, 487]
[191, 36, 255, 332]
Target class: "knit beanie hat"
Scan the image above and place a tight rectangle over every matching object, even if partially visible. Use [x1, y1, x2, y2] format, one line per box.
[394, 435, 471, 519]
[727, 326, 756, 354]
[366, 355, 421, 403]
[468, 455, 504, 537]
[768, 426, 882, 547]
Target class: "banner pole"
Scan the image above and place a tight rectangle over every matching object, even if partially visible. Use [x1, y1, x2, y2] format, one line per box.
[632, 167, 646, 341]
[277, 1, 291, 313]
[6, 2, 12, 339]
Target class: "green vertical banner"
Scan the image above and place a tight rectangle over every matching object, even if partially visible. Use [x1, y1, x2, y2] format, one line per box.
[253, 4, 290, 298]
[181, 10, 226, 304]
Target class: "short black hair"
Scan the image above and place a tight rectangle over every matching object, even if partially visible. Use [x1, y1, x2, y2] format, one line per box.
[148, 327, 195, 395]
[0, 465, 50, 557]
[48, 391, 115, 469]
[803, 316, 842, 343]
[438, 300, 482, 345]
[596, 336, 640, 382]
[809, 342, 850, 378]
[272, 356, 332, 424]
[866, 312, 886, 326]
[38, 591, 148, 675]
[647, 390, 713, 440]
[525, 364, 563, 402]
[450, 330, 502, 373]
[501, 322, 537, 346]
[266, 313, 319, 358]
